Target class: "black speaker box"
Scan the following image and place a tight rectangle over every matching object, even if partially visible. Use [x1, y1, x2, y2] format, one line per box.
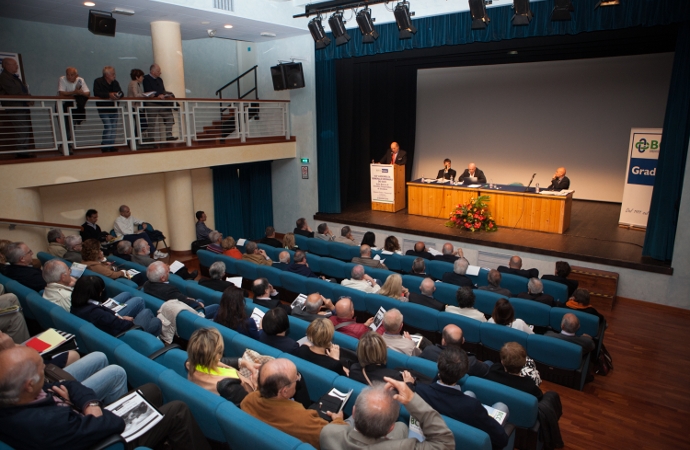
[270, 65, 286, 91]
[270, 63, 305, 91]
[88, 10, 116, 37]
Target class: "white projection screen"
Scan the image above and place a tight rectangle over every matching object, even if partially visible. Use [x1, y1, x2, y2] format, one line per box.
[413, 53, 674, 202]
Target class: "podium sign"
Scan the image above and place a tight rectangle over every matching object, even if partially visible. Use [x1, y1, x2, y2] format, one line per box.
[371, 163, 405, 212]
[619, 128, 662, 228]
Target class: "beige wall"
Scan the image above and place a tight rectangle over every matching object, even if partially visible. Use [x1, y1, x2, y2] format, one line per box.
[191, 168, 215, 230]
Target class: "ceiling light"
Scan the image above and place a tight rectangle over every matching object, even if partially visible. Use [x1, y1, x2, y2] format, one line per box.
[111, 7, 134, 16]
[468, 0, 490, 30]
[224, 24, 233, 29]
[308, 16, 331, 50]
[261, 32, 276, 37]
[394, 1, 416, 39]
[512, 0, 532, 26]
[356, 7, 378, 44]
[201, 21, 210, 25]
[328, 11, 350, 46]
[552, 0, 574, 20]
[84, 1, 95, 6]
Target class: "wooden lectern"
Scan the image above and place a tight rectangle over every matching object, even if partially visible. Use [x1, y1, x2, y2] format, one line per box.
[370, 163, 406, 212]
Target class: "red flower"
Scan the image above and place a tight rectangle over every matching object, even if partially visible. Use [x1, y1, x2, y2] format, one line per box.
[474, 222, 481, 229]
[489, 223, 494, 229]
[464, 223, 471, 229]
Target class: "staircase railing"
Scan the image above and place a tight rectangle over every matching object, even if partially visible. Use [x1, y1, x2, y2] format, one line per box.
[215, 65, 259, 100]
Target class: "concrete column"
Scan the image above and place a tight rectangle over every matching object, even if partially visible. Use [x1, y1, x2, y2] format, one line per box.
[164, 170, 196, 252]
[150, 21, 186, 99]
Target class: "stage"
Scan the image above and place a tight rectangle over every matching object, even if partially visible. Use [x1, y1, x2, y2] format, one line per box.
[315, 199, 672, 275]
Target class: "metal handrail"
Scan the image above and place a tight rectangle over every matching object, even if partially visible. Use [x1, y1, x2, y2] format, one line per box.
[215, 65, 259, 100]
[0, 218, 83, 231]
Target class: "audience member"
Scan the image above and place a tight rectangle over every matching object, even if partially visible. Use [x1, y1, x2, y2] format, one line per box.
[341, 265, 380, 293]
[221, 236, 243, 259]
[143, 63, 175, 141]
[381, 309, 421, 356]
[272, 251, 291, 270]
[329, 297, 382, 339]
[348, 331, 415, 386]
[360, 231, 377, 249]
[92, 65, 123, 152]
[287, 250, 319, 278]
[408, 257, 428, 278]
[485, 342, 543, 399]
[205, 230, 223, 254]
[58, 66, 89, 146]
[565, 288, 606, 323]
[71, 275, 161, 336]
[4, 242, 46, 292]
[445, 287, 487, 322]
[195, 211, 212, 241]
[416, 347, 509, 450]
[419, 324, 490, 377]
[199, 261, 235, 292]
[0, 57, 33, 156]
[293, 293, 335, 322]
[81, 238, 126, 280]
[294, 218, 314, 238]
[408, 278, 445, 312]
[498, 255, 539, 279]
[41, 259, 76, 311]
[320, 377, 454, 449]
[251, 278, 288, 312]
[0, 291, 29, 343]
[351, 244, 387, 269]
[80, 209, 114, 244]
[478, 269, 512, 297]
[131, 238, 197, 280]
[112, 240, 132, 261]
[215, 286, 260, 339]
[46, 228, 67, 258]
[296, 318, 347, 375]
[517, 278, 555, 307]
[488, 299, 534, 334]
[315, 223, 336, 241]
[283, 232, 298, 250]
[335, 226, 357, 246]
[143, 261, 216, 316]
[0, 239, 11, 265]
[434, 243, 461, 263]
[542, 261, 579, 297]
[63, 235, 83, 263]
[405, 241, 433, 260]
[260, 308, 300, 354]
[113, 205, 163, 258]
[260, 226, 283, 248]
[545, 313, 595, 355]
[383, 235, 402, 254]
[242, 241, 272, 266]
[441, 257, 475, 288]
[126, 67, 145, 98]
[378, 273, 409, 302]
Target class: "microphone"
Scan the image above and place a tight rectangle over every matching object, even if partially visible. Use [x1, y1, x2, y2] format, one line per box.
[525, 173, 537, 192]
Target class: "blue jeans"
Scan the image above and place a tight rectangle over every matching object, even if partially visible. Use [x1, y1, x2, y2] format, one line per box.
[63, 351, 127, 404]
[133, 308, 162, 336]
[99, 112, 118, 146]
[114, 294, 144, 317]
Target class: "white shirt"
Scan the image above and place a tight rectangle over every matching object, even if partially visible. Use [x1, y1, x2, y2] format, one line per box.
[445, 305, 487, 322]
[58, 76, 90, 95]
[488, 317, 534, 334]
[113, 214, 143, 236]
[43, 283, 73, 312]
[341, 278, 380, 294]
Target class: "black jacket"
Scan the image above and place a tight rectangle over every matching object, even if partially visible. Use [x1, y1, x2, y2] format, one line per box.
[408, 293, 446, 312]
[459, 168, 487, 184]
[436, 168, 457, 180]
[441, 272, 475, 288]
[143, 281, 200, 309]
[4, 264, 46, 292]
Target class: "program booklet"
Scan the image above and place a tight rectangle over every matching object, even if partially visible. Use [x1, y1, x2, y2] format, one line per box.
[70, 262, 87, 279]
[23, 329, 75, 355]
[410, 334, 424, 348]
[250, 307, 265, 328]
[225, 276, 243, 288]
[369, 306, 386, 331]
[105, 391, 164, 442]
[102, 298, 126, 313]
[168, 261, 186, 273]
[483, 404, 508, 425]
[291, 293, 308, 310]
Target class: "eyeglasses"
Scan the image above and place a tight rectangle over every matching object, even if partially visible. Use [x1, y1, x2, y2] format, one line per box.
[290, 372, 302, 385]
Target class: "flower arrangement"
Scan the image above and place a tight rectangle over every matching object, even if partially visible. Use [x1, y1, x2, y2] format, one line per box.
[446, 195, 498, 232]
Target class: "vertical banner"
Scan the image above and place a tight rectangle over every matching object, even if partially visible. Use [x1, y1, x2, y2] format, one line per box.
[619, 128, 662, 228]
[370, 164, 395, 204]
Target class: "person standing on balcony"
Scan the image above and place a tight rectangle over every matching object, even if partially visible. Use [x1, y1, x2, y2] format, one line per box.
[0, 57, 33, 158]
[93, 66, 123, 153]
[143, 64, 175, 142]
[57, 67, 90, 149]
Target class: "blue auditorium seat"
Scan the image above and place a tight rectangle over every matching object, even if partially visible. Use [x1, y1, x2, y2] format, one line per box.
[294, 234, 309, 250]
[362, 266, 391, 283]
[541, 279, 568, 303]
[280, 271, 308, 295]
[257, 265, 283, 288]
[433, 282, 459, 306]
[319, 258, 351, 280]
[437, 311, 482, 343]
[304, 253, 322, 273]
[328, 241, 356, 261]
[401, 275, 423, 294]
[479, 322, 529, 354]
[549, 307, 599, 337]
[379, 252, 402, 271]
[154, 348, 189, 378]
[399, 255, 418, 273]
[473, 290, 505, 315]
[304, 278, 336, 300]
[427, 260, 453, 280]
[508, 297, 551, 327]
[234, 259, 259, 281]
[498, 273, 529, 296]
[462, 377, 538, 428]
[185, 282, 223, 306]
[306, 238, 330, 256]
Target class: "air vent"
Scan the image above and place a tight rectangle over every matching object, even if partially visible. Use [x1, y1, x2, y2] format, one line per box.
[213, 0, 233, 12]
[477, 251, 510, 269]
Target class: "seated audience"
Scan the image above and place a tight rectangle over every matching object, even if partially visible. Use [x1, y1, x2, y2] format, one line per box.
[416, 347, 509, 450]
[335, 226, 357, 246]
[405, 241, 433, 260]
[441, 257, 475, 288]
[71, 275, 161, 336]
[186, 327, 259, 404]
[260, 307, 300, 354]
[360, 231, 377, 248]
[498, 255, 539, 279]
[433, 242, 461, 263]
[565, 288, 606, 323]
[131, 238, 197, 280]
[348, 331, 415, 386]
[488, 298, 534, 334]
[381, 309, 421, 357]
[296, 318, 347, 375]
[408, 257, 428, 278]
[0, 239, 10, 265]
[287, 250, 319, 278]
[195, 210, 213, 241]
[545, 313, 595, 355]
[63, 235, 83, 263]
[42, 259, 76, 311]
[260, 226, 283, 248]
[4, 242, 47, 292]
[329, 297, 383, 339]
[81, 238, 126, 280]
[112, 205, 164, 259]
[315, 222, 336, 241]
[294, 218, 315, 238]
[0, 292, 30, 343]
[283, 232, 298, 250]
[241, 358, 346, 448]
[478, 269, 512, 297]
[215, 286, 260, 339]
[419, 324, 490, 377]
[222, 236, 243, 259]
[485, 342, 543, 399]
[46, 228, 67, 258]
[112, 240, 132, 261]
[341, 265, 380, 293]
[80, 209, 114, 244]
[0, 346, 210, 450]
[272, 251, 291, 270]
[320, 377, 454, 449]
[252, 278, 289, 313]
[292, 293, 335, 322]
[143, 261, 216, 316]
[446, 286, 487, 321]
[242, 241, 273, 266]
[517, 278, 555, 307]
[351, 244, 387, 269]
[382, 235, 402, 254]
[206, 230, 224, 254]
[408, 277, 446, 312]
[378, 273, 409, 302]
[542, 261, 579, 297]
[199, 261, 235, 292]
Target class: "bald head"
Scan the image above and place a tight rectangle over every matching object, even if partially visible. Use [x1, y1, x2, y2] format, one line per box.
[509, 256, 522, 269]
[420, 277, 436, 296]
[556, 167, 567, 178]
[360, 244, 372, 257]
[335, 297, 354, 319]
[442, 243, 454, 255]
[561, 313, 580, 334]
[353, 383, 400, 438]
[382, 308, 403, 334]
[150, 64, 161, 77]
[351, 265, 365, 280]
[305, 293, 324, 314]
[390, 142, 399, 152]
[468, 163, 477, 173]
[441, 324, 464, 347]
[1, 58, 18, 74]
[258, 358, 296, 399]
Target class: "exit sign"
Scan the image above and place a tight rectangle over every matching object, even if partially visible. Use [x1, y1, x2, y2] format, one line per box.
[300, 158, 310, 164]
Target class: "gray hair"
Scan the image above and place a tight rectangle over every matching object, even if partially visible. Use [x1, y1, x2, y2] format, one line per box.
[420, 277, 436, 296]
[411, 257, 425, 274]
[245, 241, 258, 254]
[47, 228, 63, 243]
[0, 355, 41, 406]
[351, 265, 365, 280]
[305, 294, 323, 314]
[561, 313, 580, 334]
[487, 269, 502, 287]
[64, 235, 82, 251]
[353, 383, 400, 438]
[209, 261, 226, 280]
[382, 308, 403, 333]
[453, 258, 469, 275]
[209, 231, 222, 244]
[341, 226, 351, 237]
[42, 259, 69, 284]
[5, 242, 26, 264]
[117, 240, 132, 254]
[293, 250, 306, 263]
[527, 278, 543, 294]
[133, 238, 149, 254]
[278, 251, 290, 264]
[146, 261, 168, 282]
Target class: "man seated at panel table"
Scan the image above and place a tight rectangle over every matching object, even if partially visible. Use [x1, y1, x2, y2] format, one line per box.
[498, 255, 539, 279]
[546, 167, 570, 191]
[436, 158, 457, 180]
[459, 163, 487, 184]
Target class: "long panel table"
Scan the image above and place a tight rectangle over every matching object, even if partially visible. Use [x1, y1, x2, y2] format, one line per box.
[407, 180, 573, 234]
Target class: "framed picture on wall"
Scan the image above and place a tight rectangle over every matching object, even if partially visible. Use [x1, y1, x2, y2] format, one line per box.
[0, 52, 26, 82]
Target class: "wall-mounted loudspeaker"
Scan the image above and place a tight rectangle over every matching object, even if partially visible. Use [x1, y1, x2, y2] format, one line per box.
[88, 10, 116, 37]
[270, 62, 305, 91]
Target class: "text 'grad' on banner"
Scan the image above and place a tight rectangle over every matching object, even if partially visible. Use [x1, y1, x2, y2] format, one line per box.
[619, 128, 662, 228]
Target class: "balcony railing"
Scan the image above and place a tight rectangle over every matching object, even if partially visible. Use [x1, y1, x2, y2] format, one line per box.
[0, 96, 290, 156]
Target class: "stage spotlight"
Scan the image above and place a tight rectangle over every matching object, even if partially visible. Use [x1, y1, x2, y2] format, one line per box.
[551, 0, 574, 21]
[596, 0, 620, 7]
[356, 7, 378, 43]
[468, 0, 490, 30]
[308, 16, 331, 49]
[328, 11, 351, 46]
[512, 0, 533, 26]
[394, 1, 417, 39]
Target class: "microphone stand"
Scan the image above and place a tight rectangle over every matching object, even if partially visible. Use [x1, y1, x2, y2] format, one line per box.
[525, 173, 536, 192]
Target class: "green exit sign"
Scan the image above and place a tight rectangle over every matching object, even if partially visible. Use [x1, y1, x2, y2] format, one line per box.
[300, 158, 310, 164]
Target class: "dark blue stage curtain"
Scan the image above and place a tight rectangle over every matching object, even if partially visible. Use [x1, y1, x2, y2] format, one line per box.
[644, 23, 690, 261]
[316, 59, 341, 213]
[212, 161, 274, 241]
